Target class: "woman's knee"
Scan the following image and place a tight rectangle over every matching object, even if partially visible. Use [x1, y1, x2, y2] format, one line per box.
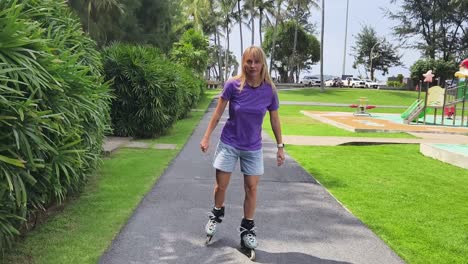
[244, 182, 258, 195]
[215, 183, 228, 193]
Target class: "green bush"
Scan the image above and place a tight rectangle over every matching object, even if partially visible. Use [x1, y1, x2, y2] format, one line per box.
[0, 0, 110, 249]
[103, 43, 204, 138]
[387, 81, 406, 88]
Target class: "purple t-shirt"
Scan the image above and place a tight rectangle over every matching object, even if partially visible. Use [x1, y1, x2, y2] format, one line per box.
[220, 79, 279, 151]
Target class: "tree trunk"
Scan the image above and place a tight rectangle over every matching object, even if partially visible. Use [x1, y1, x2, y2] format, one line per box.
[269, 1, 281, 76]
[251, 0, 255, 45]
[216, 31, 224, 82]
[237, 0, 244, 56]
[225, 21, 230, 81]
[259, 8, 263, 46]
[289, 3, 299, 83]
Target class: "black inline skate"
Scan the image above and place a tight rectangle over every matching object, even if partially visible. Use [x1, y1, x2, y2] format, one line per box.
[239, 218, 257, 261]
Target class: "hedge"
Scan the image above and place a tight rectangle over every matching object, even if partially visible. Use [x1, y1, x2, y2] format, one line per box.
[102, 43, 205, 138]
[0, 0, 110, 249]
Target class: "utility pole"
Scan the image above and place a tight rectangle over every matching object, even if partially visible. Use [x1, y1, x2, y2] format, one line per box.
[320, 0, 325, 92]
[342, 0, 349, 77]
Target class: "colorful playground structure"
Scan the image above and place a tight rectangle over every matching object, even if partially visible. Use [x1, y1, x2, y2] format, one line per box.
[402, 59, 468, 126]
[349, 97, 376, 117]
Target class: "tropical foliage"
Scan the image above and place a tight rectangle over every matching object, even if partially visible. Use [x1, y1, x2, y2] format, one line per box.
[103, 43, 205, 138]
[67, 0, 181, 51]
[171, 29, 209, 76]
[0, 0, 110, 249]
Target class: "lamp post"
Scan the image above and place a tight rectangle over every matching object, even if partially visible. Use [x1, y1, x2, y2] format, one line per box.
[369, 41, 381, 81]
[342, 0, 349, 77]
[320, 0, 325, 92]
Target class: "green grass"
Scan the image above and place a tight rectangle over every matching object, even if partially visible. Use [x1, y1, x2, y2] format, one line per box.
[264, 105, 416, 138]
[286, 144, 468, 264]
[4, 149, 177, 264]
[3, 92, 216, 264]
[278, 88, 419, 106]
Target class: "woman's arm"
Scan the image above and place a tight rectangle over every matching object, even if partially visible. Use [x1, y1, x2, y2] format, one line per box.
[200, 97, 229, 152]
[269, 110, 285, 166]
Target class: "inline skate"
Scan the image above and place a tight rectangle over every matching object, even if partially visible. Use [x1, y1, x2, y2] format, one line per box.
[239, 218, 257, 261]
[204, 206, 224, 245]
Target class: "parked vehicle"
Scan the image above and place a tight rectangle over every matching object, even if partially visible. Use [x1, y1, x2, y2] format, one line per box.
[345, 77, 366, 88]
[299, 76, 321, 86]
[325, 77, 344, 87]
[363, 79, 379, 89]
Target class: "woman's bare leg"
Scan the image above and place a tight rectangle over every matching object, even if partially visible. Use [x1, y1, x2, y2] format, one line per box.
[243, 175, 260, 219]
[214, 169, 232, 208]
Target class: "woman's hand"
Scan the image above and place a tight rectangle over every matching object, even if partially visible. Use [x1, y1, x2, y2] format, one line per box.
[200, 137, 209, 153]
[277, 148, 285, 166]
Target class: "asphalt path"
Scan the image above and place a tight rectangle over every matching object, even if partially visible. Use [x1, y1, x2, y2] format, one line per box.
[99, 99, 404, 264]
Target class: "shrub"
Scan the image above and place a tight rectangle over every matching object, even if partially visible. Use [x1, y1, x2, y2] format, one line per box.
[387, 81, 406, 88]
[0, 0, 110, 249]
[103, 43, 204, 138]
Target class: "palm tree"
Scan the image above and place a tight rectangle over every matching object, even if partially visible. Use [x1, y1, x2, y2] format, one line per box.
[180, 0, 211, 31]
[256, 0, 276, 46]
[220, 0, 238, 80]
[243, 0, 257, 45]
[287, 0, 319, 82]
[269, 0, 286, 76]
[83, 0, 124, 34]
[237, 0, 244, 56]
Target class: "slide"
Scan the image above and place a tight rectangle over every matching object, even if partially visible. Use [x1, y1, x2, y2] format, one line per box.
[401, 99, 424, 119]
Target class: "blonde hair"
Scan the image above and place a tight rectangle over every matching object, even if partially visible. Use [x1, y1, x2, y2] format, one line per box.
[232, 46, 276, 92]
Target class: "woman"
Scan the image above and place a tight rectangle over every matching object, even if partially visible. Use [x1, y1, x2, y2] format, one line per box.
[200, 46, 285, 254]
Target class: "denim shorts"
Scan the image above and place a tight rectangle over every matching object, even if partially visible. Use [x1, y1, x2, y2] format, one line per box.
[213, 141, 264, 176]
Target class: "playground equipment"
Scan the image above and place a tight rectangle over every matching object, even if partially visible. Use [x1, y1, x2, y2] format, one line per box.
[349, 97, 376, 116]
[402, 60, 468, 126]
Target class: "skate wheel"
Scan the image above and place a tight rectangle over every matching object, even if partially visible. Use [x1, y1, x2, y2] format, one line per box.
[205, 235, 212, 245]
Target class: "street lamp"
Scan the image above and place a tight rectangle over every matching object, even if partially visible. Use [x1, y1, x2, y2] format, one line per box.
[369, 41, 381, 81]
[342, 0, 349, 77]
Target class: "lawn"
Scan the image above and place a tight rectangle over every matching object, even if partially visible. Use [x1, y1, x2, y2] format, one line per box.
[264, 105, 416, 138]
[278, 87, 420, 106]
[268, 88, 468, 263]
[286, 144, 468, 264]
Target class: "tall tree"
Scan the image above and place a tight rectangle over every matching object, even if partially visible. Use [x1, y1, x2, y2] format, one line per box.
[351, 25, 402, 80]
[237, 0, 244, 56]
[386, 0, 468, 61]
[286, 0, 319, 82]
[263, 20, 320, 82]
[220, 0, 238, 80]
[256, 0, 276, 46]
[269, 0, 286, 76]
[180, 0, 210, 31]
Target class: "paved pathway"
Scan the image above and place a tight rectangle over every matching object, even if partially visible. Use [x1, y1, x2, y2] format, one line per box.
[99, 100, 404, 264]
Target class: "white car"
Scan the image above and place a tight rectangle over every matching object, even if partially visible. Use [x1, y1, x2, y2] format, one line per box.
[299, 76, 321, 86]
[363, 79, 379, 89]
[345, 77, 366, 88]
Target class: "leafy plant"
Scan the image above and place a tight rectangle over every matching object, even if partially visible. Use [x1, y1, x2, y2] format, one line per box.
[0, 0, 110, 249]
[103, 43, 204, 138]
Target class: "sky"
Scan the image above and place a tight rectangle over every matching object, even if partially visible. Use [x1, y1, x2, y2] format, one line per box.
[225, 0, 421, 81]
